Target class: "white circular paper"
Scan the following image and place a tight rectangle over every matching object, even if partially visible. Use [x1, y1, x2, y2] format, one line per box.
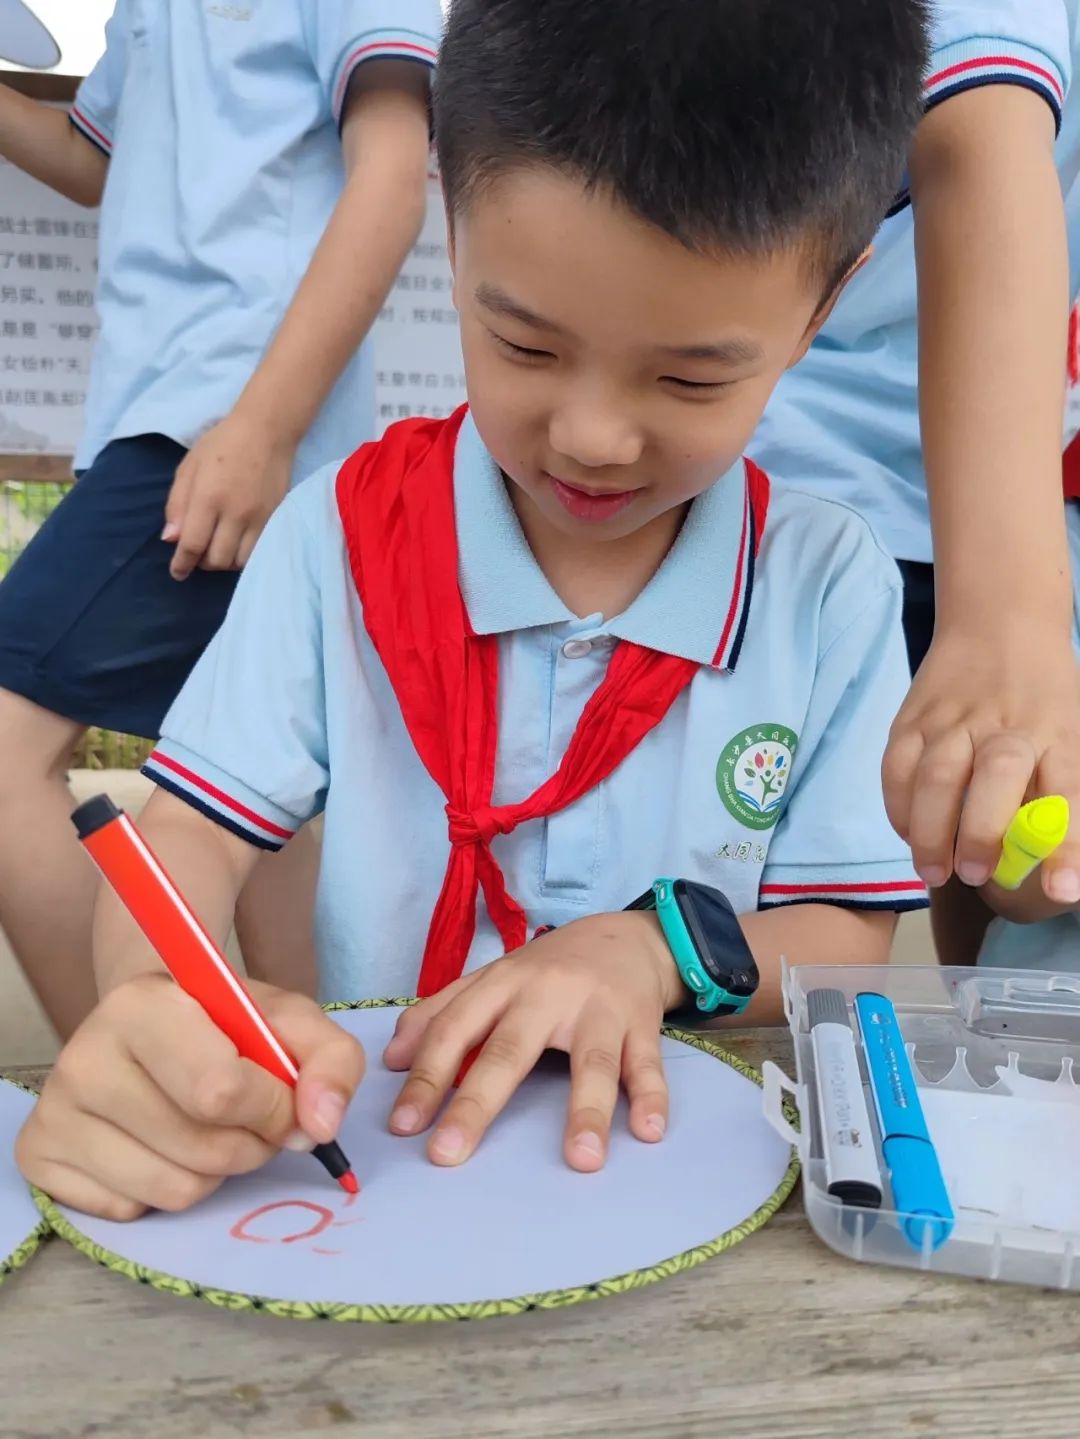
[0, 1077, 47, 1281]
[0, 1, 60, 69]
[45, 1004, 796, 1320]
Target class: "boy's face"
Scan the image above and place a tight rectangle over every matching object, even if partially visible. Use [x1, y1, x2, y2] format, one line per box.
[451, 169, 840, 541]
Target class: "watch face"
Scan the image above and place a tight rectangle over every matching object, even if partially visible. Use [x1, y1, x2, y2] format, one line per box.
[677, 882, 759, 995]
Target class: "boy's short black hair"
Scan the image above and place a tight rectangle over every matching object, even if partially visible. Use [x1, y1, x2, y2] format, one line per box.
[434, 0, 928, 293]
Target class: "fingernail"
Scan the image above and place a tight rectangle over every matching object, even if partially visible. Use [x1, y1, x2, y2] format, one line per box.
[919, 866, 946, 888]
[161, 522, 178, 541]
[430, 1126, 467, 1163]
[1048, 869, 1080, 904]
[571, 1131, 604, 1163]
[282, 1128, 316, 1153]
[957, 863, 988, 887]
[312, 1090, 346, 1142]
[390, 1104, 420, 1134]
[644, 1113, 666, 1141]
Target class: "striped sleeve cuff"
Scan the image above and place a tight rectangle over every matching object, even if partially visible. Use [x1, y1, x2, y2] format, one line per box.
[142, 743, 302, 853]
[925, 38, 1066, 131]
[331, 27, 438, 125]
[758, 862, 928, 913]
[69, 105, 113, 156]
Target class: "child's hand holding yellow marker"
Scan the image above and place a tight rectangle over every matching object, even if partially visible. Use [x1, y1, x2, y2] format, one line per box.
[991, 796, 1072, 892]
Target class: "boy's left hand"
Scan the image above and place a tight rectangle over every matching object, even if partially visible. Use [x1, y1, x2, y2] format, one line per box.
[883, 629, 1080, 903]
[383, 912, 684, 1172]
[162, 408, 294, 580]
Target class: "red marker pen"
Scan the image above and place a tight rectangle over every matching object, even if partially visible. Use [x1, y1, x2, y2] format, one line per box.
[71, 794, 358, 1195]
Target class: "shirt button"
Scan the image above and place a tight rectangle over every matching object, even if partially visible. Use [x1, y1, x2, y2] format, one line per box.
[561, 638, 593, 659]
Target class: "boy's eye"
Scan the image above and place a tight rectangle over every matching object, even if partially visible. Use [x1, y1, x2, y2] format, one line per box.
[663, 376, 732, 393]
[492, 333, 552, 361]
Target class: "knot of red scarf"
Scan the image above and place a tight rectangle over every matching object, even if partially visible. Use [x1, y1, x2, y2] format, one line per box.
[446, 802, 508, 847]
[335, 406, 763, 997]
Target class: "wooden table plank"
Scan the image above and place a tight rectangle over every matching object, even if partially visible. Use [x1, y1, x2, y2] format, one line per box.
[5, 1029, 1080, 1439]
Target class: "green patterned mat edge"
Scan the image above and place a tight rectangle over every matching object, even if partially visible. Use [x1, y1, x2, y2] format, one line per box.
[1, 1075, 50, 1284]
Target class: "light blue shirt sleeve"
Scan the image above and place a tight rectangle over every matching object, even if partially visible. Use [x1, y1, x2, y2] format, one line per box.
[70, 1, 131, 154]
[304, 0, 442, 127]
[926, 1, 1071, 126]
[145, 473, 335, 851]
[759, 558, 925, 911]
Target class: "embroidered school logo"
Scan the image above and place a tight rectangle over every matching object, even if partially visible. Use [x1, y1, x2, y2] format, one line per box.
[716, 724, 798, 830]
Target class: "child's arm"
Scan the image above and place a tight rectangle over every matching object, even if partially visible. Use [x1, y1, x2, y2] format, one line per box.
[381, 902, 896, 1174]
[163, 61, 432, 581]
[16, 791, 365, 1220]
[0, 83, 108, 207]
[882, 82, 1080, 913]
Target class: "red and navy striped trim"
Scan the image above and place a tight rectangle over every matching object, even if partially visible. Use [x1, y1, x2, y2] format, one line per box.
[712, 459, 769, 673]
[333, 33, 438, 121]
[69, 106, 112, 156]
[142, 750, 295, 853]
[925, 52, 1064, 129]
[759, 878, 928, 912]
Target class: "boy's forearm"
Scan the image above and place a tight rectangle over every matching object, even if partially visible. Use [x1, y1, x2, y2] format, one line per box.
[0, 84, 107, 207]
[911, 85, 1071, 633]
[721, 905, 896, 1027]
[92, 791, 260, 996]
[232, 74, 431, 448]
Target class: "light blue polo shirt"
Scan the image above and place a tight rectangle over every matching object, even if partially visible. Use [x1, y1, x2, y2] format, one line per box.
[750, 1, 1079, 563]
[142, 414, 925, 1002]
[69, 0, 441, 480]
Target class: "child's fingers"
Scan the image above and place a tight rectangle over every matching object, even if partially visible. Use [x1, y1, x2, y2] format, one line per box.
[75, 1050, 277, 1178]
[385, 973, 519, 1137]
[169, 500, 218, 580]
[905, 731, 975, 886]
[952, 733, 1035, 886]
[622, 1025, 669, 1145]
[422, 1005, 551, 1166]
[880, 724, 925, 842]
[162, 459, 194, 538]
[1037, 751, 1080, 904]
[563, 1004, 626, 1172]
[35, 1107, 224, 1214]
[272, 991, 366, 1146]
[111, 982, 298, 1146]
[200, 517, 245, 573]
[382, 969, 487, 1071]
[16, 1154, 145, 1223]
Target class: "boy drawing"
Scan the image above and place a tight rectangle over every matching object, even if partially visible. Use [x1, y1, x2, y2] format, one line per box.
[18, 0, 929, 1219]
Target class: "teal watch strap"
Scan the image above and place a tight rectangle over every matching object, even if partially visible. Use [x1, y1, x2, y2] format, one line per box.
[641, 878, 754, 1018]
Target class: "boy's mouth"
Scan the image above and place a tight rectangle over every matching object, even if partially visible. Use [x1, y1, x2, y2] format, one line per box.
[545, 473, 638, 522]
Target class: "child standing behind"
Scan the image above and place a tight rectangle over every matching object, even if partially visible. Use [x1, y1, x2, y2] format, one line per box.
[0, 1, 442, 1035]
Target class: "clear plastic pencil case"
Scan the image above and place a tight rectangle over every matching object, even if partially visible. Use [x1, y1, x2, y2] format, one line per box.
[762, 963, 1080, 1290]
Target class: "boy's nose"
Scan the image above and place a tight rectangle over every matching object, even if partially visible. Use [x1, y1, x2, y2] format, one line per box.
[548, 403, 644, 471]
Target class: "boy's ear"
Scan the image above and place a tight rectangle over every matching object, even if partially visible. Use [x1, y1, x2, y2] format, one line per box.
[786, 247, 872, 370]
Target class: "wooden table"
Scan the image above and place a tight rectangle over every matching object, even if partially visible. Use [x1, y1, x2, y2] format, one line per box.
[5, 1030, 1080, 1439]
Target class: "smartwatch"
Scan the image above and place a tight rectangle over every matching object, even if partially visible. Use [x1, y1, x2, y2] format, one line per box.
[626, 879, 759, 1023]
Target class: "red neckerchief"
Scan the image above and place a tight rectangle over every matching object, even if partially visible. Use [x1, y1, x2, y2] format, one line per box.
[336, 406, 767, 996]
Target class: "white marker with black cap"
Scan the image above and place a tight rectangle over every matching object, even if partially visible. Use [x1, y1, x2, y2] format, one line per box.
[808, 988, 883, 1208]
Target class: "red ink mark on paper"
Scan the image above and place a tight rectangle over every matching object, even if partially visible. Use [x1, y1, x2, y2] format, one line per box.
[311, 1247, 345, 1256]
[229, 1200, 336, 1245]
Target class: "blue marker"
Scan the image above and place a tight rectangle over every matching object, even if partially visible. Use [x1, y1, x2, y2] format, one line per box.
[854, 993, 954, 1251]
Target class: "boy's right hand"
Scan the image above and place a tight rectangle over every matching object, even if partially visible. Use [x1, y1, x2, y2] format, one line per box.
[15, 974, 365, 1221]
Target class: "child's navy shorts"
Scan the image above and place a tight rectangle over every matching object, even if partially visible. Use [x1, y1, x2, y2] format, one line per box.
[0, 433, 240, 740]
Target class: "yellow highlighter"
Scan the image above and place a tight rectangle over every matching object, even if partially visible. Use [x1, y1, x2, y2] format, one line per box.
[991, 796, 1071, 890]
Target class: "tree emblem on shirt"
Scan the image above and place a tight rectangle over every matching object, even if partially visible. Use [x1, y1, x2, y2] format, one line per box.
[716, 724, 798, 830]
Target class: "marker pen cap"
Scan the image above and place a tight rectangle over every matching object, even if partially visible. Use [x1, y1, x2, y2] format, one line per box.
[883, 1135, 953, 1250]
